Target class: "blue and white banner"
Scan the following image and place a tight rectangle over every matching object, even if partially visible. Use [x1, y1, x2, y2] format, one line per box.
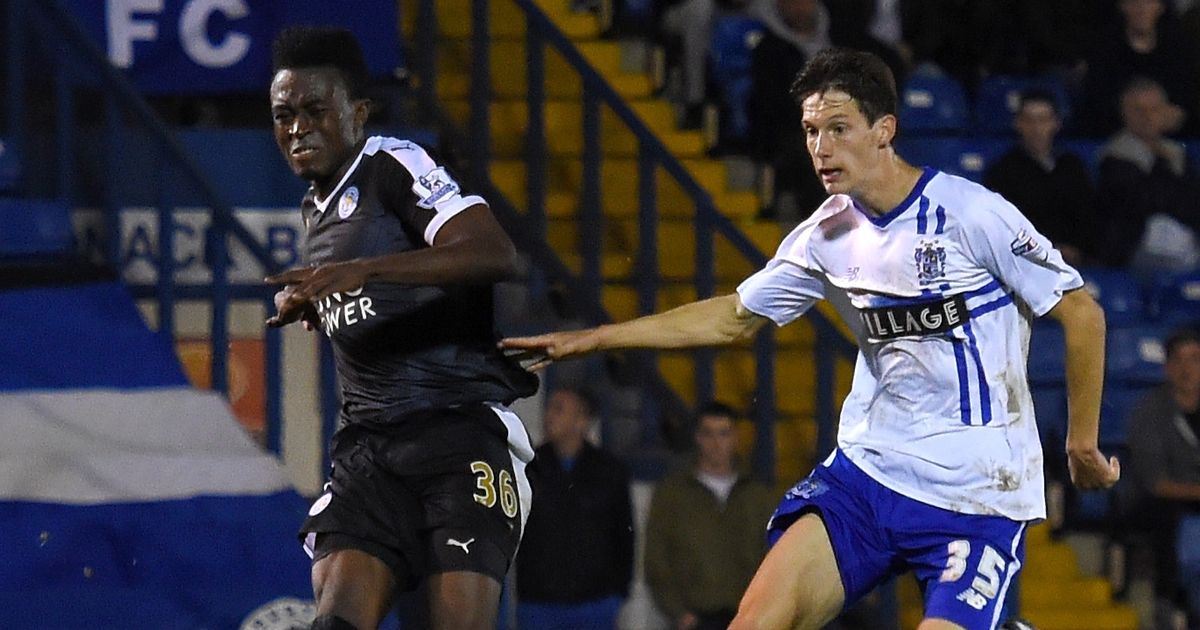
[0, 282, 313, 628]
[62, 0, 400, 94]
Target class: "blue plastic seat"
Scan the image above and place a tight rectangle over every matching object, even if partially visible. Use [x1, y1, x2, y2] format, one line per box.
[896, 136, 965, 174]
[951, 138, 1010, 182]
[1031, 384, 1067, 444]
[1099, 384, 1154, 446]
[1186, 140, 1200, 171]
[1150, 271, 1200, 325]
[899, 75, 969, 134]
[1028, 321, 1067, 386]
[1106, 323, 1168, 385]
[1079, 268, 1145, 325]
[1058, 138, 1104, 180]
[708, 16, 766, 144]
[973, 75, 1072, 136]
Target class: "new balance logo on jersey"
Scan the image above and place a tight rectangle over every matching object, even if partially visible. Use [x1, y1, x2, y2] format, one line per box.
[859, 295, 968, 341]
[446, 538, 475, 554]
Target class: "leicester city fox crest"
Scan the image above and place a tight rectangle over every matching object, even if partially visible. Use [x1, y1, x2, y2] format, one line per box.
[914, 239, 947, 285]
[337, 186, 359, 219]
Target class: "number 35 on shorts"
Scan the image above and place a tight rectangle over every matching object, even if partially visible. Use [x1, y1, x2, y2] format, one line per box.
[940, 540, 1007, 611]
[470, 461, 519, 518]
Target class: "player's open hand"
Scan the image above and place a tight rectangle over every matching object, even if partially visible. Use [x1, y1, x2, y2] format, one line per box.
[1066, 445, 1121, 490]
[498, 329, 599, 372]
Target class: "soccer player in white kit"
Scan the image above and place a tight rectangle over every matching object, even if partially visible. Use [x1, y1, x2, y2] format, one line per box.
[501, 48, 1121, 630]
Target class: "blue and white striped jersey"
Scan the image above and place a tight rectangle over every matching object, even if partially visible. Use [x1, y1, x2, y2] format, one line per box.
[737, 167, 1082, 520]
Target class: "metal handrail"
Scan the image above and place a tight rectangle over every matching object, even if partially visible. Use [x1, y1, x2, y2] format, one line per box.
[410, 0, 857, 479]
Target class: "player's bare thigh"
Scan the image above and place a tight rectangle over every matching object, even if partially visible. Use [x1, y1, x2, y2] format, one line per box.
[918, 619, 967, 630]
[729, 512, 845, 630]
[311, 548, 396, 629]
[427, 570, 503, 630]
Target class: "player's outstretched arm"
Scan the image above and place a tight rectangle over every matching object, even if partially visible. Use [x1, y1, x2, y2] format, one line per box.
[499, 293, 768, 371]
[1046, 288, 1121, 490]
[265, 204, 517, 327]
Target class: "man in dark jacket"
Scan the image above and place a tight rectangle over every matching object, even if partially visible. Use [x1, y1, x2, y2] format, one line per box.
[515, 387, 634, 629]
[984, 89, 1098, 267]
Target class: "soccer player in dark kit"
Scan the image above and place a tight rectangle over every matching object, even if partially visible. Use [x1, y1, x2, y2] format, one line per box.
[264, 27, 539, 630]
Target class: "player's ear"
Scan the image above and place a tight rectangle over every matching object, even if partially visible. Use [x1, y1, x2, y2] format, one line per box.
[353, 98, 371, 130]
[874, 114, 896, 148]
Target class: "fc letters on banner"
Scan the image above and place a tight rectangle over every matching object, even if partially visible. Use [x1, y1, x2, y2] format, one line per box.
[65, 0, 399, 93]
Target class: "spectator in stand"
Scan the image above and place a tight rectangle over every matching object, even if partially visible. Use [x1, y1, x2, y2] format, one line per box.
[660, 0, 759, 129]
[1011, 0, 1097, 89]
[900, 0, 1009, 86]
[1080, 0, 1200, 137]
[1096, 77, 1200, 273]
[1127, 327, 1200, 629]
[749, 0, 833, 222]
[984, 89, 1098, 267]
[515, 387, 634, 630]
[643, 402, 776, 630]
[826, 0, 911, 78]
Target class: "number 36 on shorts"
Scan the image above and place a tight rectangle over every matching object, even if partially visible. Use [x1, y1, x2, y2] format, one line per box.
[470, 461, 519, 518]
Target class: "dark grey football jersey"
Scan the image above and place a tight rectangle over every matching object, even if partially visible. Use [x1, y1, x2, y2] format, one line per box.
[299, 136, 537, 423]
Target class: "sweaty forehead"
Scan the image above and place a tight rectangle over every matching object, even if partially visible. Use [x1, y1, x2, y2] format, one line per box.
[270, 67, 346, 104]
[801, 89, 861, 122]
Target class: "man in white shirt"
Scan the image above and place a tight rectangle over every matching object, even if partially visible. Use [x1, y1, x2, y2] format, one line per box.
[501, 48, 1120, 630]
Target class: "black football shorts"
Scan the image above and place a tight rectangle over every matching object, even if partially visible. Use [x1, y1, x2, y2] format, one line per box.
[299, 403, 534, 590]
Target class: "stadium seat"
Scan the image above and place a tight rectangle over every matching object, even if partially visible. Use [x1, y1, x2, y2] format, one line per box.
[1058, 138, 1104, 180]
[1079, 268, 1144, 325]
[707, 16, 766, 146]
[1186, 140, 1200, 171]
[950, 137, 1009, 182]
[1151, 270, 1200, 325]
[0, 198, 73, 259]
[896, 136, 1007, 180]
[973, 75, 1072, 136]
[1106, 323, 1168, 384]
[0, 137, 19, 194]
[1028, 321, 1066, 385]
[1031, 384, 1067, 444]
[1099, 384, 1153, 446]
[898, 75, 969, 134]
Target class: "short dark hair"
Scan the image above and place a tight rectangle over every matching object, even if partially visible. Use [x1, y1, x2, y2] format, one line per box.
[789, 48, 897, 125]
[1018, 88, 1059, 115]
[551, 385, 598, 418]
[1165, 327, 1200, 359]
[271, 26, 370, 99]
[695, 401, 739, 425]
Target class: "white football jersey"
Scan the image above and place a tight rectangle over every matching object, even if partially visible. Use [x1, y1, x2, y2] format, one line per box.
[737, 168, 1083, 520]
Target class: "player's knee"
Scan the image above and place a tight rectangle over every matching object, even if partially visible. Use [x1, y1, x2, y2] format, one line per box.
[310, 613, 359, 630]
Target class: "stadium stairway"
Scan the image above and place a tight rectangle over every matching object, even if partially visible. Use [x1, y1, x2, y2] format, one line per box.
[0, 280, 313, 629]
[404, 0, 829, 484]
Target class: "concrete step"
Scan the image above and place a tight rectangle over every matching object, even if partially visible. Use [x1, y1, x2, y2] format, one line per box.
[656, 347, 818, 417]
[443, 99, 706, 158]
[433, 41, 654, 100]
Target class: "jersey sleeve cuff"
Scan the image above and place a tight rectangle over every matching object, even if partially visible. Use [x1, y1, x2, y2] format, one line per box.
[423, 195, 487, 245]
[1030, 276, 1085, 318]
[735, 286, 794, 327]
